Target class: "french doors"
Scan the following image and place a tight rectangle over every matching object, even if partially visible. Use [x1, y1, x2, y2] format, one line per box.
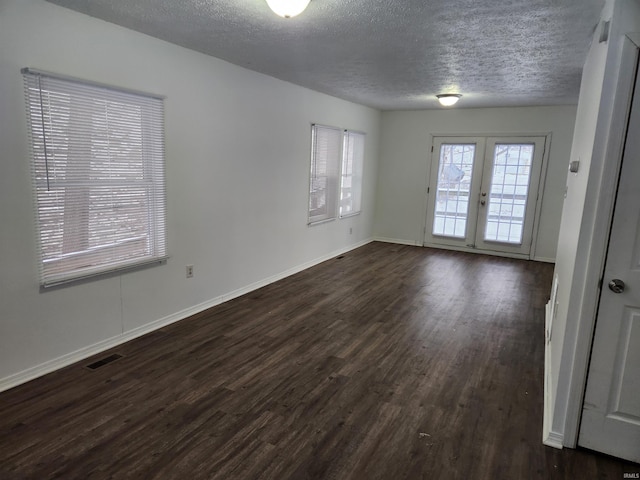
[424, 136, 546, 257]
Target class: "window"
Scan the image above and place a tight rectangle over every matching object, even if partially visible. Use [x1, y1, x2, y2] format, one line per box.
[308, 124, 365, 224]
[340, 131, 364, 217]
[309, 124, 342, 224]
[23, 69, 167, 287]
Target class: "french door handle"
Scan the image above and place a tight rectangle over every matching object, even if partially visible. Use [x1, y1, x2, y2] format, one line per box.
[480, 200, 486, 206]
[481, 192, 487, 197]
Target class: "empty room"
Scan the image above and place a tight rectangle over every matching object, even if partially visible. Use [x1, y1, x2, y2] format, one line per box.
[1, 0, 639, 478]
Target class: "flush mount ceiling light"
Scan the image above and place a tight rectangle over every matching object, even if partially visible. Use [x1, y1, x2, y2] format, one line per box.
[265, 0, 311, 18]
[436, 94, 462, 107]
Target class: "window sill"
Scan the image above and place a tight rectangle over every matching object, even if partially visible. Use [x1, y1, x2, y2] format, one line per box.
[41, 255, 169, 289]
[308, 217, 336, 227]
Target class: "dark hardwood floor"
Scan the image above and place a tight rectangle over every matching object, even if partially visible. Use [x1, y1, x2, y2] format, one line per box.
[0, 242, 637, 479]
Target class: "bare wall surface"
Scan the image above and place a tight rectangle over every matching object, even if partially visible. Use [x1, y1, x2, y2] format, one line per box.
[0, 0, 381, 386]
[374, 106, 577, 261]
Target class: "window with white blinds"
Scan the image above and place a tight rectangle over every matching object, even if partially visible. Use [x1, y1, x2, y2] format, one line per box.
[308, 125, 365, 224]
[22, 69, 167, 287]
[340, 131, 364, 217]
[309, 124, 342, 224]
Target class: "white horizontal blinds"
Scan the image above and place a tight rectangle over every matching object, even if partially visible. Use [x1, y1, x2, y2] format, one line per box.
[309, 124, 342, 223]
[340, 131, 364, 217]
[23, 70, 167, 286]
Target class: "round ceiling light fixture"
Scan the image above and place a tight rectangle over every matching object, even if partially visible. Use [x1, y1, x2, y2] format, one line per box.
[265, 0, 311, 18]
[436, 94, 462, 107]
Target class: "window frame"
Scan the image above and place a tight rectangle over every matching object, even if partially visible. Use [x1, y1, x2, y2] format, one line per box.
[339, 130, 365, 218]
[308, 124, 365, 225]
[22, 68, 168, 287]
[308, 124, 343, 225]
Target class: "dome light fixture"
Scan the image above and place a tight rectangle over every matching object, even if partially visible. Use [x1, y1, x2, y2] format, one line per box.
[265, 0, 311, 18]
[436, 94, 462, 107]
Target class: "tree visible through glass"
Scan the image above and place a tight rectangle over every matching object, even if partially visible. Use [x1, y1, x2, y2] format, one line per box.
[432, 144, 475, 238]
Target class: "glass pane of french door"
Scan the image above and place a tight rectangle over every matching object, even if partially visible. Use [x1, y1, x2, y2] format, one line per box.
[432, 144, 476, 238]
[483, 144, 535, 244]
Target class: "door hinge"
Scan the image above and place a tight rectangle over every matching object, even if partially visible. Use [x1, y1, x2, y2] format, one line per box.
[427, 187, 430, 194]
[431, 145, 434, 153]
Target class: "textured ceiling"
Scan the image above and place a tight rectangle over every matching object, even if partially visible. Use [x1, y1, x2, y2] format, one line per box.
[45, 0, 605, 110]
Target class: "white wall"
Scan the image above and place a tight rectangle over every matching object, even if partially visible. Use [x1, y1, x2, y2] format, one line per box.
[374, 106, 577, 261]
[547, 0, 640, 447]
[0, 0, 381, 388]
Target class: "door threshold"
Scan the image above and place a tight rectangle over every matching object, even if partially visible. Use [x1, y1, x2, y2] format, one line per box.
[422, 241, 531, 260]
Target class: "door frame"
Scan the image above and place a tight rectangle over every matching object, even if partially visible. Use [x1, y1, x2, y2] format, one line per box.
[421, 132, 552, 260]
[577, 50, 640, 459]
[560, 34, 640, 448]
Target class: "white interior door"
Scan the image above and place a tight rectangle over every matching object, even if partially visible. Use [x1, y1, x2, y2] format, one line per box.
[424, 136, 545, 257]
[578, 64, 640, 463]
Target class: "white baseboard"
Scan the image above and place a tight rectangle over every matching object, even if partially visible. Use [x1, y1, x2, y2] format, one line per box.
[372, 236, 421, 246]
[533, 256, 556, 263]
[544, 430, 564, 449]
[0, 238, 374, 393]
[543, 300, 564, 450]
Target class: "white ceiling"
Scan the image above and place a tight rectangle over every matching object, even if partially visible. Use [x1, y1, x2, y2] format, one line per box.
[46, 0, 605, 110]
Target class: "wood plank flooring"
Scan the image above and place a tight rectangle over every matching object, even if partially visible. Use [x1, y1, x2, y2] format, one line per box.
[0, 242, 637, 479]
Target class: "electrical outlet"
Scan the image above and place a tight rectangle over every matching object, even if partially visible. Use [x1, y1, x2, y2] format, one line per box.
[186, 265, 194, 278]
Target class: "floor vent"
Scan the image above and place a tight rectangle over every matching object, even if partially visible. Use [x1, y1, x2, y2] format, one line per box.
[86, 353, 123, 370]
